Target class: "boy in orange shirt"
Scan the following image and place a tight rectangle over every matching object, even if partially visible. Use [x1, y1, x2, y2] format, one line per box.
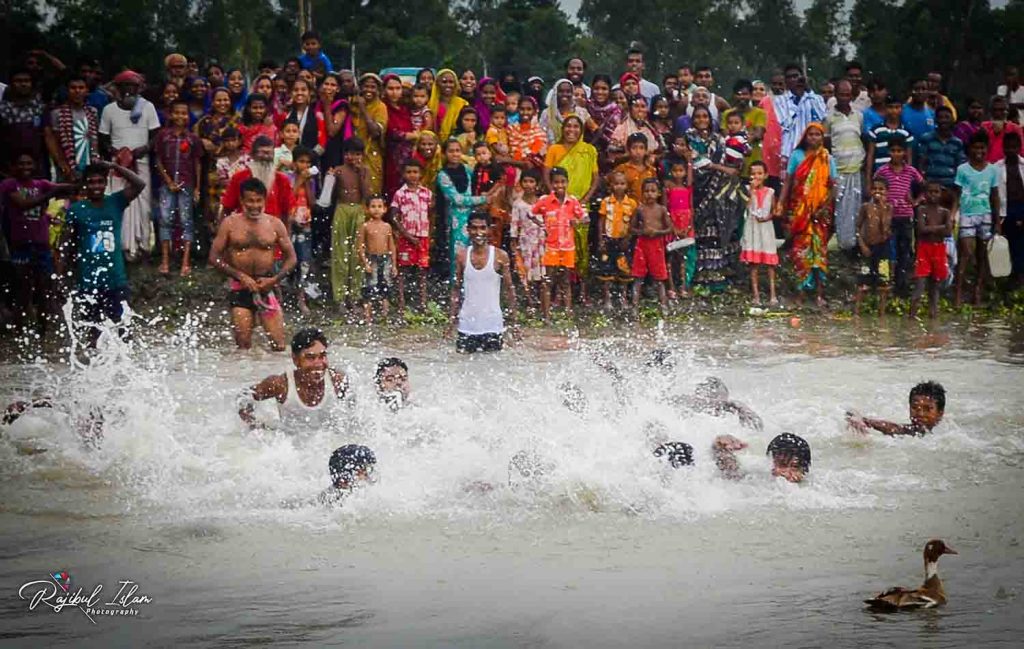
[597, 170, 638, 308]
[613, 132, 657, 202]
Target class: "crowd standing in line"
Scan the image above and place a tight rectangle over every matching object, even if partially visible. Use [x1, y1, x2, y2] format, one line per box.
[2, 37, 1024, 352]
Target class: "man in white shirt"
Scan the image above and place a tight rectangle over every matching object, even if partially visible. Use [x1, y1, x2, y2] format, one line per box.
[997, 66, 1024, 110]
[612, 48, 660, 102]
[99, 70, 159, 260]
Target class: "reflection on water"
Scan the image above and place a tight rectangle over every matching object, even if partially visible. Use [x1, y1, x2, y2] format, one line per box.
[0, 314, 1021, 647]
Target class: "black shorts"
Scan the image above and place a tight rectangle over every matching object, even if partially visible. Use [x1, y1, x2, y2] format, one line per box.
[596, 238, 632, 282]
[858, 243, 889, 288]
[456, 332, 503, 353]
[77, 286, 131, 324]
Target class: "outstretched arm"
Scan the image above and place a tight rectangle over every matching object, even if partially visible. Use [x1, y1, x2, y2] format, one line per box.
[239, 374, 286, 428]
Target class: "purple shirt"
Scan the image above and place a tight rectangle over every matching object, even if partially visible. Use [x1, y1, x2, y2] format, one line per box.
[153, 127, 202, 188]
[0, 178, 54, 246]
[874, 163, 924, 218]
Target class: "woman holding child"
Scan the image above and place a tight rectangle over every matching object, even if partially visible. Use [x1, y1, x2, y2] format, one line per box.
[609, 95, 661, 156]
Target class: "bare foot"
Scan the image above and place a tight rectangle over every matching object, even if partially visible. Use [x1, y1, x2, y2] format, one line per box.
[158, 263, 170, 275]
[179, 265, 191, 277]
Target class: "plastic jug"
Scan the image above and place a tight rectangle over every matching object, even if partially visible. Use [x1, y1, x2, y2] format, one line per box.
[988, 234, 1011, 278]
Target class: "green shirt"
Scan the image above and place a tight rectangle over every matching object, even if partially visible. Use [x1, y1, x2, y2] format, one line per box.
[67, 191, 129, 291]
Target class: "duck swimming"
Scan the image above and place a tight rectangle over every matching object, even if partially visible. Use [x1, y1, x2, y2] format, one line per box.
[864, 539, 958, 611]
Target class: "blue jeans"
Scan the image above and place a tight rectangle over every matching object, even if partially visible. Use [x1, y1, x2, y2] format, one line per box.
[291, 225, 312, 284]
[158, 185, 194, 243]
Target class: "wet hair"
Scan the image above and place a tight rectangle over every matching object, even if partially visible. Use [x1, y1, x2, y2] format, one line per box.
[292, 146, 316, 164]
[291, 327, 328, 354]
[251, 135, 274, 151]
[343, 136, 366, 153]
[549, 166, 569, 180]
[695, 376, 729, 400]
[626, 132, 649, 149]
[329, 444, 376, 486]
[909, 381, 945, 412]
[654, 442, 694, 468]
[240, 177, 267, 197]
[375, 357, 408, 386]
[766, 433, 811, 471]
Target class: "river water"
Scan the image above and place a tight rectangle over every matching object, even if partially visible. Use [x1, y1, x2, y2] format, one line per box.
[0, 315, 1022, 648]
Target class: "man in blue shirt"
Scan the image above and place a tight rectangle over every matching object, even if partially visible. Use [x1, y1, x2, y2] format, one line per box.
[902, 78, 935, 140]
[916, 105, 966, 191]
[59, 160, 146, 347]
[298, 30, 333, 73]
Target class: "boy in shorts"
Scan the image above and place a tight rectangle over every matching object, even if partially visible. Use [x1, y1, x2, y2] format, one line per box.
[596, 170, 637, 308]
[854, 177, 893, 316]
[534, 167, 585, 315]
[911, 180, 954, 319]
[357, 195, 396, 322]
[629, 177, 673, 313]
[390, 159, 434, 312]
[954, 132, 1001, 306]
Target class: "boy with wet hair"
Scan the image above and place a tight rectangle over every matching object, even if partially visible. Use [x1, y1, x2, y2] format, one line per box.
[846, 381, 946, 437]
[375, 356, 410, 411]
[766, 433, 811, 483]
[910, 180, 953, 319]
[854, 177, 893, 316]
[319, 444, 376, 506]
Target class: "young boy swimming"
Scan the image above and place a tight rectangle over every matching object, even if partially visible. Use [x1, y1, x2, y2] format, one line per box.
[846, 381, 946, 437]
[318, 444, 377, 506]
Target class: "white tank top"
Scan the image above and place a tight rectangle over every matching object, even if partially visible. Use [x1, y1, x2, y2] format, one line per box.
[458, 245, 504, 335]
[278, 369, 343, 427]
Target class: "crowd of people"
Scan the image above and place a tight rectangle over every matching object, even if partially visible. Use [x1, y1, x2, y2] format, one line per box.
[3, 36, 1024, 350]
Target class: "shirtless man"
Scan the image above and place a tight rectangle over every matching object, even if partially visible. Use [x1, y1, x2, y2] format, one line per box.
[238, 327, 350, 429]
[329, 137, 372, 309]
[209, 177, 297, 351]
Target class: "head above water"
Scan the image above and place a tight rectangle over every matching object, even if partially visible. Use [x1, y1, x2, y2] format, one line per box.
[654, 441, 694, 469]
[909, 381, 945, 430]
[694, 376, 729, 401]
[290, 328, 329, 374]
[376, 357, 410, 409]
[329, 444, 377, 490]
[766, 433, 810, 483]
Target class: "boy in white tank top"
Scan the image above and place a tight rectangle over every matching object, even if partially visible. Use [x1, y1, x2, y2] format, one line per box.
[448, 212, 519, 353]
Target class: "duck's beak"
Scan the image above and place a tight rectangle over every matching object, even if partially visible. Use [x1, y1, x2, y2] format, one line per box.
[944, 545, 958, 555]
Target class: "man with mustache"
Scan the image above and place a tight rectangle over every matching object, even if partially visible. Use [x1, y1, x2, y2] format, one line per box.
[220, 136, 294, 220]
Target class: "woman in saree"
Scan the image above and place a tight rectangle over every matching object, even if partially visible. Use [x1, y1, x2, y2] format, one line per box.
[436, 138, 490, 278]
[194, 87, 239, 224]
[429, 69, 469, 142]
[383, 74, 417, 198]
[688, 106, 746, 291]
[587, 74, 622, 170]
[608, 94, 661, 157]
[351, 73, 388, 195]
[315, 73, 351, 170]
[544, 115, 600, 298]
[473, 76, 504, 133]
[776, 122, 838, 306]
[541, 78, 594, 144]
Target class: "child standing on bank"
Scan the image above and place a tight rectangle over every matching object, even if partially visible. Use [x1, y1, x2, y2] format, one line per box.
[509, 169, 547, 315]
[154, 99, 202, 277]
[597, 171, 638, 309]
[534, 167, 584, 316]
[663, 157, 694, 299]
[290, 146, 317, 315]
[911, 180, 954, 319]
[630, 178, 674, 312]
[854, 178, 894, 317]
[213, 127, 249, 226]
[358, 195, 397, 322]
[953, 132, 1001, 306]
[739, 161, 779, 305]
[390, 159, 434, 312]
[873, 137, 923, 295]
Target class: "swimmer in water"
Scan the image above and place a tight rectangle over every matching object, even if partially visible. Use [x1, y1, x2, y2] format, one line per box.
[238, 328, 350, 429]
[318, 444, 377, 506]
[375, 357, 410, 411]
[704, 433, 809, 483]
[3, 398, 105, 447]
[669, 377, 764, 430]
[846, 381, 945, 437]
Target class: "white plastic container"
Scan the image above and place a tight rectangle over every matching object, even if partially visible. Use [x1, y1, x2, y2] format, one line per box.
[988, 234, 1011, 278]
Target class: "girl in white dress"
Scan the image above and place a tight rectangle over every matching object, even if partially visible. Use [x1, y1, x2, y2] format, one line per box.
[740, 161, 779, 305]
